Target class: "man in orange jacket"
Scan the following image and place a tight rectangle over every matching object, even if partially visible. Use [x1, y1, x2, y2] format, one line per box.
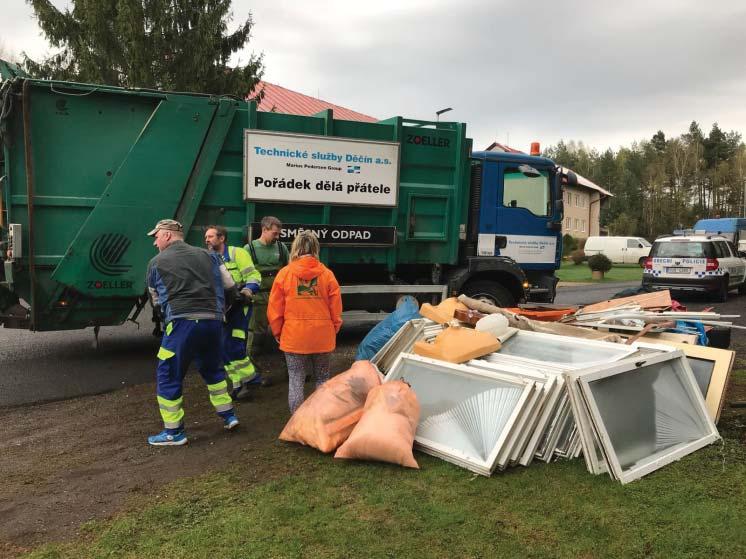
[267, 231, 343, 413]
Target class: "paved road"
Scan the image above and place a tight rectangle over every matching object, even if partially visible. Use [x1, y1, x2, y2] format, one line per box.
[0, 280, 692, 408]
[554, 281, 640, 306]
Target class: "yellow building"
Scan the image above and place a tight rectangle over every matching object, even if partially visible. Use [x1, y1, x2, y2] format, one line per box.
[560, 169, 613, 240]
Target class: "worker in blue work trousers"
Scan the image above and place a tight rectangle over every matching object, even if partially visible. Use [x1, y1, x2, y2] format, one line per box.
[146, 219, 240, 446]
[205, 225, 262, 400]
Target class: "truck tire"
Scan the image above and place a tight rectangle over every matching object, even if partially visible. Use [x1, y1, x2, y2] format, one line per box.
[462, 280, 516, 308]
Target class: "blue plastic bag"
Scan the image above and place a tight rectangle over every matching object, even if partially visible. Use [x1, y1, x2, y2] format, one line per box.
[355, 296, 421, 361]
[672, 320, 708, 346]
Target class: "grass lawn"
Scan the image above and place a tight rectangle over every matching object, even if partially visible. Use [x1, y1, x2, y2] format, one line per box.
[556, 261, 643, 283]
[27, 375, 746, 559]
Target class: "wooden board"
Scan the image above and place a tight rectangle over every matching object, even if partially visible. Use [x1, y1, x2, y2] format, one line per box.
[579, 290, 672, 314]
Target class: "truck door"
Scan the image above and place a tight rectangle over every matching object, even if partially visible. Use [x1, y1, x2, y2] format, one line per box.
[478, 161, 558, 265]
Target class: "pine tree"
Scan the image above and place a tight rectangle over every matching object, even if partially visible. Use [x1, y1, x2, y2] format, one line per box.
[23, 0, 264, 98]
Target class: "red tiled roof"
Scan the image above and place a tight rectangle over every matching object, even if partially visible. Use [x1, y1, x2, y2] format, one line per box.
[251, 81, 377, 123]
[485, 141, 525, 154]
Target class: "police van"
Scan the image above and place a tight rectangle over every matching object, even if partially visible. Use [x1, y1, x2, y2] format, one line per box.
[642, 234, 746, 301]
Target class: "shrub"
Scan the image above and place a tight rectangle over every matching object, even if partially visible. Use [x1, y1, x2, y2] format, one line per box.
[562, 234, 577, 256]
[588, 253, 612, 273]
[577, 237, 587, 250]
[570, 249, 585, 265]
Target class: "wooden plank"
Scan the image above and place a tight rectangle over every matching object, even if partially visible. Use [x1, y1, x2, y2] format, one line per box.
[579, 290, 672, 314]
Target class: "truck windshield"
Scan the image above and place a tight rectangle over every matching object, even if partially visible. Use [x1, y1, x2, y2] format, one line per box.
[502, 167, 550, 216]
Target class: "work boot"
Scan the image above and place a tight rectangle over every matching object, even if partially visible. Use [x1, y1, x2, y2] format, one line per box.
[223, 413, 240, 430]
[231, 383, 253, 401]
[148, 429, 187, 446]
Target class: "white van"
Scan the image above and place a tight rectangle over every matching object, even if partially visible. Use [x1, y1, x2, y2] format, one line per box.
[583, 236, 652, 265]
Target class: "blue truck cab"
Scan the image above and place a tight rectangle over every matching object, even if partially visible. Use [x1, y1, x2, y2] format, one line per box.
[466, 150, 567, 303]
[693, 218, 746, 253]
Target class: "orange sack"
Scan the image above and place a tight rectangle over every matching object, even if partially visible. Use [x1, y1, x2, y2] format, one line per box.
[334, 380, 421, 469]
[279, 360, 382, 453]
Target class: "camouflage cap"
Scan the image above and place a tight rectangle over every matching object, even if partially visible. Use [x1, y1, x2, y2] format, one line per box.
[147, 219, 184, 236]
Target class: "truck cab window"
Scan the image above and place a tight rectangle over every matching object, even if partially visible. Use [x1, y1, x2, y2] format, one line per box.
[502, 167, 550, 216]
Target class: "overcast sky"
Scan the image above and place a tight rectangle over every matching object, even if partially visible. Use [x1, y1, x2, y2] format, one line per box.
[3, 0, 745, 153]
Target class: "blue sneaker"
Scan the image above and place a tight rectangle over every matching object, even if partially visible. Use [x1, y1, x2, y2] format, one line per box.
[148, 429, 187, 446]
[223, 414, 239, 430]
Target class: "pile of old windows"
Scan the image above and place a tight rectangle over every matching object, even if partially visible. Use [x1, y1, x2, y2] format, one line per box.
[375, 319, 723, 483]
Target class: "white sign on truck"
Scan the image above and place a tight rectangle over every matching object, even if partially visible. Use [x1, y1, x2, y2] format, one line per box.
[478, 233, 557, 264]
[244, 130, 400, 207]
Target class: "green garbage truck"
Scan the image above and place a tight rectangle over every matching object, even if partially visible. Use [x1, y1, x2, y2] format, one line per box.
[0, 74, 569, 332]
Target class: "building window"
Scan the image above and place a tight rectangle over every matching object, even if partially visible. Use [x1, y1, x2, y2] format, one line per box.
[581, 219, 586, 232]
[565, 217, 571, 229]
[575, 194, 580, 207]
[574, 218, 579, 230]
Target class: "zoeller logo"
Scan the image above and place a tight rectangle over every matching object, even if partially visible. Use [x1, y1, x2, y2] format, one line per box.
[90, 233, 132, 276]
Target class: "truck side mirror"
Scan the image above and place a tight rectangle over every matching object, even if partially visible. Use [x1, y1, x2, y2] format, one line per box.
[555, 200, 564, 214]
[563, 170, 578, 186]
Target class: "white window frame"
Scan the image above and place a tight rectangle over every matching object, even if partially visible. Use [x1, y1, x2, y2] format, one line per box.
[371, 318, 428, 373]
[385, 353, 536, 476]
[565, 370, 609, 475]
[467, 359, 563, 467]
[641, 340, 735, 423]
[575, 350, 719, 484]
[481, 330, 637, 371]
[581, 219, 586, 232]
[574, 218, 579, 230]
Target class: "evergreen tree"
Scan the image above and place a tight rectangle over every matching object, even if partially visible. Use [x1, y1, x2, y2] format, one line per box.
[23, 0, 263, 98]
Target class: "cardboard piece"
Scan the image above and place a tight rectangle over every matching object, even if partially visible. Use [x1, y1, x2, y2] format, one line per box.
[420, 297, 468, 324]
[413, 325, 501, 363]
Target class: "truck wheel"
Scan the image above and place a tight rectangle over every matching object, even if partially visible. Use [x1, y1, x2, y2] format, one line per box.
[462, 280, 516, 308]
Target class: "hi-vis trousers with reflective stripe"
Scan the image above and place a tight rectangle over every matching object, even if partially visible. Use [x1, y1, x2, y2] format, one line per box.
[223, 303, 256, 388]
[156, 318, 234, 430]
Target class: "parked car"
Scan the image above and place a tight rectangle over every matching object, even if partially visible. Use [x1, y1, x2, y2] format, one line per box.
[642, 235, 746, 301]
[583, 236, 652, 265]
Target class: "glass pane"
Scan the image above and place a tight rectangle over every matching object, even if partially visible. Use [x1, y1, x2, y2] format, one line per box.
[502, 167, 549, 216]
[687, 357, 714, 396]
[651, 241, 714, 258]
[496, 332, 633, 365]
[390, 357, 524, 463]
[586, 359, 710, 471]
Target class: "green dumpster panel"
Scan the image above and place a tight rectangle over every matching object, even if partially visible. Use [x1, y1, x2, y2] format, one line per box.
[1, 78, 472, 330]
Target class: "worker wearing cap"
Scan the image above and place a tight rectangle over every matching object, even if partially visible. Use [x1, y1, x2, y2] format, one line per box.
[145, 219, 239, 446]
[205, 225, 261, 400]
[245, 216, 289, 386]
